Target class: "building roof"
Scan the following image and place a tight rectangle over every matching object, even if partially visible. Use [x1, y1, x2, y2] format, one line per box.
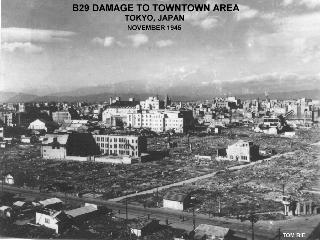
[230, 140, 253, 147]
[109, 101, 139, 108]
[13, 201, 26, 207]
[163, 191, 190, 202]
[42, 134, 69, 145]
[65, 205, 97, 218]
[39, 197, 63, 207]
[0, 206, 11, 211]
[195, 224, 230, 238]
[129, 219, 158, 230]
[38, 209, 70, 222]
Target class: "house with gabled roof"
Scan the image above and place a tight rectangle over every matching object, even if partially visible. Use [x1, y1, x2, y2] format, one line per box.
[36, 208, 71, 234]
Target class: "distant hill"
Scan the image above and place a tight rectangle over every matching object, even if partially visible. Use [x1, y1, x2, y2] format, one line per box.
[1, 88, 319, 103]
[0, 92, 38, 103]
[235, 89, 320, 100]
[1, 75, 319, 104]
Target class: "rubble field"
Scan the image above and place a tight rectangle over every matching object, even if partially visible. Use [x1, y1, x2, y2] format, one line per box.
[1, 127, 319, 205]
[122, 128, 320, 219]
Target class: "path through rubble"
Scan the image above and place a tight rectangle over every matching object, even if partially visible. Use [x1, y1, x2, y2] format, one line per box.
[108, 150, 296, 202]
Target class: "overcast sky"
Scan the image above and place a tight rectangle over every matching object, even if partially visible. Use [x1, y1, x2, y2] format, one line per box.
[1, 0, 320, 95]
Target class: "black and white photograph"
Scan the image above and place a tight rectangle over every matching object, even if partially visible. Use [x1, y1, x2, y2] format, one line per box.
[1, 0, 320, 239]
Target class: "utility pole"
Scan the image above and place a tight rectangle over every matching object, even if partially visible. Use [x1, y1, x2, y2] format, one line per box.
[278, 228, 281, 240]
[156, 187, 159, 207]
[193, 206, 196, 231]
[249, 212, 259, 240]
[251, 218, 254, 240]
[125, 197, 128, 221]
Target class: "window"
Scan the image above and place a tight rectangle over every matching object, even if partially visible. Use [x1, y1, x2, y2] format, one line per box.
[45, 218, 50, 224]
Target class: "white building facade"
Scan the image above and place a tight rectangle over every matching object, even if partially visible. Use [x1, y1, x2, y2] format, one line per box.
[28, 119, 47, 132]
[92, 134, 147, 157]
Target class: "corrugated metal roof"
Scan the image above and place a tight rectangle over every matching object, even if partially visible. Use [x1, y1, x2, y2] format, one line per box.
[39, 197, 63, 207]
[65, 205, 97, 218]
[13, 201, 26, 207]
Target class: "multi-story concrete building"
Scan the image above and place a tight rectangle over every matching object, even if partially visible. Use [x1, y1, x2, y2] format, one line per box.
[102, 99, 139, 124]
[127, 110, 193, 133]
[127, 111, 165, 132]
[226, 140, 259, 162]
[0, 112, 15, 126]
[93, 134, 147, 157]
[140, 96, 163, 110]
[52, 111, 71, 124]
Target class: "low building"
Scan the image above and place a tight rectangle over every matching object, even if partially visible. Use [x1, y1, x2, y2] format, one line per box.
[163, 191, 192, 211]
[263, 116, 280, 128]
[0, 206, 13, 218]
[28, 119, 48, 132]
[41, 133, 100, 161]
[13, 201, 30, 210]
[41, 134, 68, 159]
[226, 140, 259, 162]
[94, 155, 140, 164]
[129, 219, 160, 237]
[65, 205, 98, 222]
[36, 209, 70, 234]
[4, 174, 14, 185]
[39, 198, 63, 210]
[194, 224, 232, 240]
[58, 120, 88, 132]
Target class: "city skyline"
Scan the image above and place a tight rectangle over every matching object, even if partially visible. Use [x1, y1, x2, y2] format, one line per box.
[1, 0, 320, 95]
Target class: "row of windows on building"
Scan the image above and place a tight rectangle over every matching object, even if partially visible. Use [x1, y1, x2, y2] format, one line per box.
[95, 137, 138, 144]
[229, 155, 248, 160]
[99, 143, 138, 149]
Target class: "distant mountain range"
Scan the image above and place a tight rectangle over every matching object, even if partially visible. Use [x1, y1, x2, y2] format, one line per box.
[1, 77, 319, 103]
